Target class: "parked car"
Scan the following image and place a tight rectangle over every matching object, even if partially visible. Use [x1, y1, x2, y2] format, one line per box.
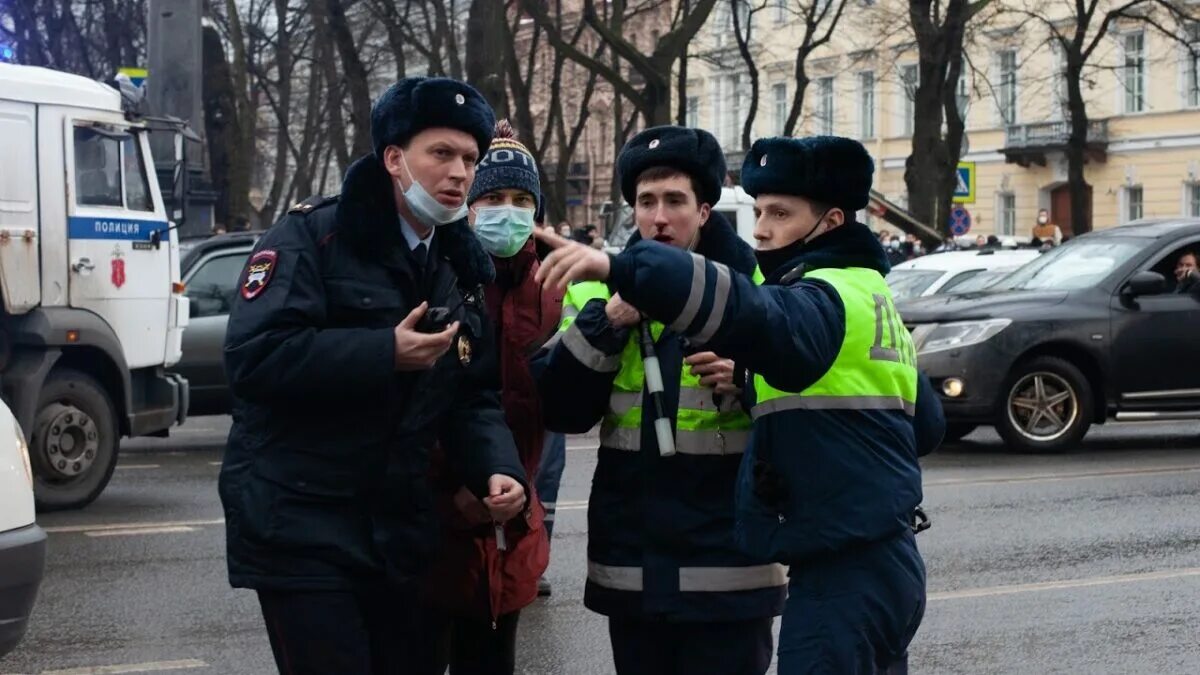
[0, 398, 46, 658]
[897, 219, 1200, 452]
[172, 233, 258, 416]
[886, 248, 1042, 300]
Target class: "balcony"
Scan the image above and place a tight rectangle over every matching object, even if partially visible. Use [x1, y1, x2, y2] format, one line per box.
[1002, 119, 1108, 167]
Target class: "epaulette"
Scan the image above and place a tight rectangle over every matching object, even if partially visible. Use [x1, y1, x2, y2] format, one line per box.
[288, 194, 339, 215]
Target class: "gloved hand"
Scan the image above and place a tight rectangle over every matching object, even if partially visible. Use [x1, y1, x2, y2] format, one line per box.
[752, 459, 789, 513]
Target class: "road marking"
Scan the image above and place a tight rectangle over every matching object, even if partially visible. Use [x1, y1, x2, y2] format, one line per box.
[43, 518, 224, 534]
[115, 464, 161, 471]
[929, 567, 1200, 602]
[925, 465, 1200, 488]
[13, 659, 209, 675]
[85, 526, 197, 538]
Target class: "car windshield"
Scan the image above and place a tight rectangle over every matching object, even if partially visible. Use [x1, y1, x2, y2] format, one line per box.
[994, 238, 1144, 291]
[885, 269, 944, 300]
[944, 269, 1012, 293]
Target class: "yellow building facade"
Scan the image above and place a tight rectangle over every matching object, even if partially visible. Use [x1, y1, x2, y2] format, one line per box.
[685, 0, 1200, 238]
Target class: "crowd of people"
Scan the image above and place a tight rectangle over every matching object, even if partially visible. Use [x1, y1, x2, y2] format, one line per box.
[878, 208, 1066, 266]
[218, 75, 943, 675]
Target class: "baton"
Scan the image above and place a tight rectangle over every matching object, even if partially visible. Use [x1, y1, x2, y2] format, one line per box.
[637, 321, 676, 457]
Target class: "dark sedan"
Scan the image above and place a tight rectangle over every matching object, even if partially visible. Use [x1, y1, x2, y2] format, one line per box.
[173, 233, 258, 416]
[898, 219, 1200, 453]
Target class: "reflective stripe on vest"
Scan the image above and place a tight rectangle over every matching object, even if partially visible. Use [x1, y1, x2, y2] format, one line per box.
[752, 267, 918, 418]
[551, 277, 757, 453]
[588, 560, 787, 593]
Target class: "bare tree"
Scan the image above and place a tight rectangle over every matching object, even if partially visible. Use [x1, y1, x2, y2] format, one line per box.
[466, 0, 510, 111]
[903, 0, 988, 242]
[1009, 0, 1199, 235]
[521, 0, 721, 126]
[778, 0, 854, 137]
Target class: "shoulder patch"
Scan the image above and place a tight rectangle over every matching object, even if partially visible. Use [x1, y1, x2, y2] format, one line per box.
[241, 250, 278, 300]
[289, 194, 339, 215]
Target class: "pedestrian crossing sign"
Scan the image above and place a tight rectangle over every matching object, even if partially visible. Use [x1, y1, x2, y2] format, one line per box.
[953, 162, 976, 204]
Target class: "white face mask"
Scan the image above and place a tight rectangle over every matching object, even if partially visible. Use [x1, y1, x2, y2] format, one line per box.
[1037, 215, 1049, 225]
[473, 205, 535, 258]
[396, 150, 467, 227]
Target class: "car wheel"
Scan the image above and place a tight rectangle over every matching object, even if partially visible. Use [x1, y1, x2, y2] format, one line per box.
[29, 369, 119, 511]
[996, 356, 1093, 454]
[942, 423, 978, 443]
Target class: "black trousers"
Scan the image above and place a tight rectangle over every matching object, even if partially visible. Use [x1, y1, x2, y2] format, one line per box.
[257, 586, 438, 675]
[608, 615, 775, 675]
[419, 610, 521, 675]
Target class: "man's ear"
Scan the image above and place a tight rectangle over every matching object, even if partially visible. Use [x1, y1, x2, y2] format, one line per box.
[698, 203, 712, 226]
[828, 207, 847, 228]
[381, 145, 405, 180]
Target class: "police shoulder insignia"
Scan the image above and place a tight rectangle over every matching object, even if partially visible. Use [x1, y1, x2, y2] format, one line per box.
[457, 334, 473, 365]
[242, 250, 278, 300]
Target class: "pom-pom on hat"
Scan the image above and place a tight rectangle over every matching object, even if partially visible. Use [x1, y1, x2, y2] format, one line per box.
[617, 126, 726, 207]
[370, 77, 496, 162]
[741, 136, 875, 212]
[468, 120, 542, 213]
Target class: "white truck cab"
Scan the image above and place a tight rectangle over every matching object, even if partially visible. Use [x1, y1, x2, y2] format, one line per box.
[0, 63, 188, 509]
[714, 186, 757, 246]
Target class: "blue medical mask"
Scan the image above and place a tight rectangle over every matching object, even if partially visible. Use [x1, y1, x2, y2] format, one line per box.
[397, 150, 468, 227]
[473, 205, 535, 258]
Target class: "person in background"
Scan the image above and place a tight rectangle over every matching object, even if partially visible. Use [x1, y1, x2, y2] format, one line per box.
[1032, 208, 1063, 247]
[419, 120, 561, 675]
[974, 234, 987, 249]
[1174, 250, 1200, 296]
[936, 236, 957, 252]
[557, 222, 573, 238]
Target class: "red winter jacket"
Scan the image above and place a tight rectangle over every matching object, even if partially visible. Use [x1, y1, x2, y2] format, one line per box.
[423, 239, 563, 621]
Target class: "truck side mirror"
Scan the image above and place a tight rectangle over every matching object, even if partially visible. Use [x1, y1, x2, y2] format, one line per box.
[1125, 270, 1166, 298]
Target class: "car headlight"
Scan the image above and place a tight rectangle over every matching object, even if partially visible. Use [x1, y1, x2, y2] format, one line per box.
[915, 319, 1011, 354]
[14, 419, 32, 487]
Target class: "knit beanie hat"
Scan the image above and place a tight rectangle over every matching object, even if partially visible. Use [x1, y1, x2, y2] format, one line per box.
[467, 120, 542, 213]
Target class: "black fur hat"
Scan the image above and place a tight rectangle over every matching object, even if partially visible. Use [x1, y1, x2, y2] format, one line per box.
[741, 136, 874, 211]
[370, 77, 496, 162]
[617, 126, 726, 207]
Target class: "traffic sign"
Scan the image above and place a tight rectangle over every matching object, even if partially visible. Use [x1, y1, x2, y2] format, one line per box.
[118, 67, 148, 88]
[953, 162, 976, 204]
[949, 206, 972, 236]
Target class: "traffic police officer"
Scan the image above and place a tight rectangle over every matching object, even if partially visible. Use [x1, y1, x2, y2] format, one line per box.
[534, 135, 945, 674]
[533, 126, 785, 675]
[219, 77, 528, 674]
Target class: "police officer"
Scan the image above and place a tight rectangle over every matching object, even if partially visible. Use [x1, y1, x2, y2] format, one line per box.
[218, 77, 528, 674]
[533, 126, 784, 675]
[534, 135, 945, 674]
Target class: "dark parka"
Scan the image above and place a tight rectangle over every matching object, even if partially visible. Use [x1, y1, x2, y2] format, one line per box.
[532, 213, 787, 622]
[218, 154, 527, 592]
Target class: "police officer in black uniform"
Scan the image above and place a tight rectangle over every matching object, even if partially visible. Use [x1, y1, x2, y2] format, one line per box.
[218, 77, 528, 674]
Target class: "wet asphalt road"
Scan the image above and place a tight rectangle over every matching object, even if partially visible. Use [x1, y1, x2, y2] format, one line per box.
[2, 417, 1199, 675]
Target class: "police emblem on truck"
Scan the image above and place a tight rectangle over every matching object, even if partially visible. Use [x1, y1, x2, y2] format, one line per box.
[242, 250, 278, 300]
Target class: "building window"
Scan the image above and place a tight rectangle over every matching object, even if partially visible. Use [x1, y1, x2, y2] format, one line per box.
[773, 83, 788, 136]
[1123, 31, 1146, 113]
[686, 96, 700, 129]
[1185, 23, 1200, 108]
[858, 71, 875, 139]
[732, 75, 749, 149]
[956, 74, 970, 121]
[1125, 185, 1144, 222]
[774, 0, 787, 23]
[1051, 41, 1067, 120]
[816, 77, 835, 135]
[1188, 183, 1200, 217]
[997, 50, 1018, 125]
[900, 64, 918, 136]
[998, 194, 1016, 236]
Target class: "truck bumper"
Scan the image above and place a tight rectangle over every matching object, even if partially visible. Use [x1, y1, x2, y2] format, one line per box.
[0, 523, 46, 658]
[127, 369, 189, 436]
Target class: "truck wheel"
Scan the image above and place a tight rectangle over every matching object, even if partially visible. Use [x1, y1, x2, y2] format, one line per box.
[996, 356, 1093, 454]
[29, 369, 119, 511]
[942, 424, 978, 443]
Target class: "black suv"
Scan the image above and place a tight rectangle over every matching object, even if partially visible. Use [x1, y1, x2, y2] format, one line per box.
[898, 219, 1200, 452]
